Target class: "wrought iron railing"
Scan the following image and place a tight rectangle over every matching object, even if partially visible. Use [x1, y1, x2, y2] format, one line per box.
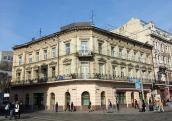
[11, 73, 153, 85]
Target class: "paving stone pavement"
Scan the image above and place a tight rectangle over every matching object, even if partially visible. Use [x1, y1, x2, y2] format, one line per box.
[0, 107, 172, 121]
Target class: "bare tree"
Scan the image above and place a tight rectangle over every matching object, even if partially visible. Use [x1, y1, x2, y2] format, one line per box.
[0, 72, 10, 92]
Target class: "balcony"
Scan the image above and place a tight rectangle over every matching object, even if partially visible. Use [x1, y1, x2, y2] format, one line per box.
[11, 73, 153, 86]
[77, 50, 94, 58]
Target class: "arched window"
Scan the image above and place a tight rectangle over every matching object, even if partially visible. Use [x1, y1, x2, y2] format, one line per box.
[81, 91, 90, 106]
[25, 94, 29, 105]
[50, 93, 55, 110]
[101, 91, 106, 106]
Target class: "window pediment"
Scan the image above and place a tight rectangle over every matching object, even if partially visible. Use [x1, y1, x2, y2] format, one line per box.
[63, 58, 72, 65]
[98, 58, 106, 63]
[41, 63, 48, 69]
[128, 63, 134, 68]
[135, 65, 139, 69]
[33, 65, 39, 70]
[16, 68, 22, 72]
[26, 66, 32, 71]
[49, 61, 57, 66]
[120, 62, 126, 66]
[111, 60, 119, 64]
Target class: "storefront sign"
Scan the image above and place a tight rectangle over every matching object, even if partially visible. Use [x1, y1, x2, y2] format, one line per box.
[135, 80, 141, 89]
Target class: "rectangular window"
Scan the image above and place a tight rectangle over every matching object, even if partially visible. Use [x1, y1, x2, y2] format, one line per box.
[98, 43, 102, 54]
[18, 55, 22, 65]
[99, 63, 105, 74]
[52, 47, 56, 58]
[64, 64, 71, 75]
[81, 62, 89, 79]
[65, 43, 70, 55]
[112, 65, 116, 78]
[111, 47, 114, 57]
[8, 56, 11, 60]
[35, 51, 39, 62]
[16, 72, 21, 81]
[52, 66, 56, 78]
[27, 71, 31, 80]
[117, 92, 126, 104]
[28, 54, 32, 63]
[140, 53, 143, 62]
[119, 48, 122, 58]
[81, 41, 88, 51]
[3, 56, 7, 60]
[121, 67, 125, 78]
[44, 49, 48, 60]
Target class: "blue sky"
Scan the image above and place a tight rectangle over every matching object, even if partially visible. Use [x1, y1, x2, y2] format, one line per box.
[0, 0, 172, 50]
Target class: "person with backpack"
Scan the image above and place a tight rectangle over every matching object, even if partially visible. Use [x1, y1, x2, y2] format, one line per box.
[14, 101, 20, 119]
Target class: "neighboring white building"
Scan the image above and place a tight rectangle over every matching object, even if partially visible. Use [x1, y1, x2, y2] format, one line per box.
[113, 18, 172, 101]
[0, 51, 13, 62]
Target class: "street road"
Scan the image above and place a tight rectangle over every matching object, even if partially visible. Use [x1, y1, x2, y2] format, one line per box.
[0, 111, 172, 121]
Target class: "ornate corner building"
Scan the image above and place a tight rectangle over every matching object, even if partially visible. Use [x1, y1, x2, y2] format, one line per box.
[113, 18, 172, 101]
[11, 22, 154, 111]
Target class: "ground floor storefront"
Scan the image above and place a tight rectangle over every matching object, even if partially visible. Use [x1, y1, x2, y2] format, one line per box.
[10, 80, 152, 111]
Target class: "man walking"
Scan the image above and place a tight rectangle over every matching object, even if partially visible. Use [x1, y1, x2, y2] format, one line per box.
[142, 100, 146, 112]
[55, 102, 58, 112]
[71, 102, 74, 112]
[134, 99, 138, 109]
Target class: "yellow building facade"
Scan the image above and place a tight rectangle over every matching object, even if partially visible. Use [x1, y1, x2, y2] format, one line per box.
[11, 23, 154, 111]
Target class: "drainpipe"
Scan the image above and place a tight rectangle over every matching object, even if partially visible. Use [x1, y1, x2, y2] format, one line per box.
[57, 36, 60, 75]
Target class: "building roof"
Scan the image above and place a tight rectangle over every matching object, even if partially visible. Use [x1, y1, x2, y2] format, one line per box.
[13, 22, 152, 50]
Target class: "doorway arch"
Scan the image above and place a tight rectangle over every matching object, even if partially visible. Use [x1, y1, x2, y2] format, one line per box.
[101, 91, 106, 107]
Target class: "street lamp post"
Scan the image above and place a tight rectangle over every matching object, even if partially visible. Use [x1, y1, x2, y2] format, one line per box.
[139, 57, 145, 100]
[139, 41, 149, 101]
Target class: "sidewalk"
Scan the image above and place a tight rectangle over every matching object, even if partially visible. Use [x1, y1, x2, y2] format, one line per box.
[40, 106, 172, 115]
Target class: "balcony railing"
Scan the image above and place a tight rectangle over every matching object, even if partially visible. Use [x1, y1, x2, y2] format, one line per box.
[11, 73, 153, 86]
[77, 50, 93, 57]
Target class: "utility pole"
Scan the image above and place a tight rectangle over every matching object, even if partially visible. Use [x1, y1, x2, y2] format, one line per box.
[40, 28, 42, 37]
[91, 10, 95, 25]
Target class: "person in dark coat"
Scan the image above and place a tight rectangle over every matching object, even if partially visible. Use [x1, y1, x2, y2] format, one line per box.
[134, 99, 139, 109]
[142, 100, 146, 112]
[71, 102, 74, 112]
[88, 101, 92, 112]
[18, 101, 23, 119]
[55, 102, 58, 112]
[116, 100, 120, 112]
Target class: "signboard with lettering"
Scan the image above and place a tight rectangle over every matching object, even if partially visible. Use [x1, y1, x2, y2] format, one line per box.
[135, 80, 141, 89]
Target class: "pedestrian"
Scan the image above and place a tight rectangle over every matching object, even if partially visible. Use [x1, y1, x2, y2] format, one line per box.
[65, 102, 69, 111]
[159, 101, 164, 112]
[18, 101, 23, 119]
[14, 101, 20, 119]
[55, 102, 58, 112]
[4, 102, 10, 118]
[149, 99, 153, 111]
[142, 100, 146, 112]
[108, 100, 113, 113]
[88, 101, 92, 112]
[134, 99, 138, 109]
[9, 102, 15, 120]
[71, 102, 74, 112]
[116, 100, 120, 112]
